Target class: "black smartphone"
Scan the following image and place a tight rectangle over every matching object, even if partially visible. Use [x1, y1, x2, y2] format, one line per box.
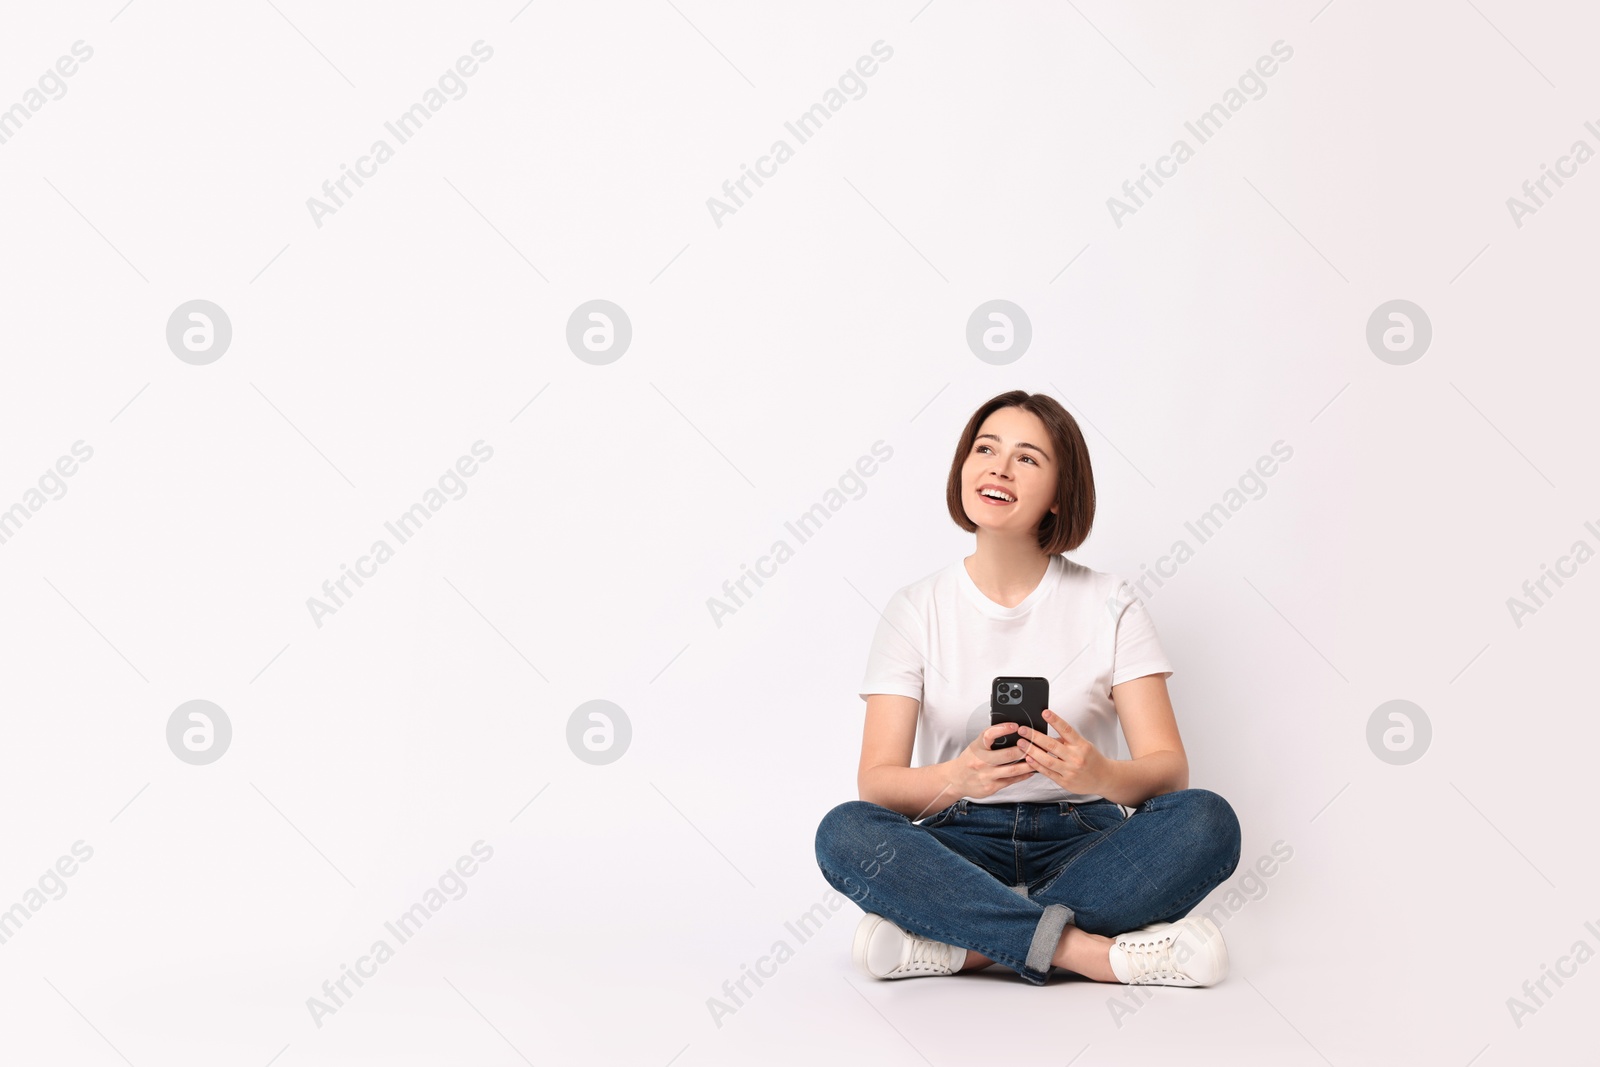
[989, 676, 1049, 752]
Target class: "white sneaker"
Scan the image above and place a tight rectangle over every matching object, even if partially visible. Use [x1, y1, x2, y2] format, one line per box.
[851, 913, 967, 980]
[1108, 915, 1228, 987]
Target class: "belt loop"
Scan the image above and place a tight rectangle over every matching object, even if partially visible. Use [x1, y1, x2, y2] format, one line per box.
[957, 798, 969, 814]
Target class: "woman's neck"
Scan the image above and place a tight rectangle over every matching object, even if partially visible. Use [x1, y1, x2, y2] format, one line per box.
[963, 547, 1051, 608]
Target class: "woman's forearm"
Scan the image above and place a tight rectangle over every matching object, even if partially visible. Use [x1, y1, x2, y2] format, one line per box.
[1090, 750, 1188, 808]
[859, 761, 968, 821]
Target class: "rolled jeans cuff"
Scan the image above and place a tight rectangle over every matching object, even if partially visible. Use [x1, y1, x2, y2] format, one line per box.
[1023, 903, 1074, 983]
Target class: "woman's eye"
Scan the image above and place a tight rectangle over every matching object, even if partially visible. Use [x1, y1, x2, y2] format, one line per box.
[977, 445, 1037, 464]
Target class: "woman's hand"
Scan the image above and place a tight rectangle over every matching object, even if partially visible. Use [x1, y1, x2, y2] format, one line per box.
[942, 722, 1040, 800]
[1017, 710, 1107, 795]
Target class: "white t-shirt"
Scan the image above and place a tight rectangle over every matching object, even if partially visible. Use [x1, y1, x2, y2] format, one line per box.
[858, 553, 1174, 805]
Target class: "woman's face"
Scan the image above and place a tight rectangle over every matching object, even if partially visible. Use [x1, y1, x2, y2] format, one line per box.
[962, 406, 1059, 533]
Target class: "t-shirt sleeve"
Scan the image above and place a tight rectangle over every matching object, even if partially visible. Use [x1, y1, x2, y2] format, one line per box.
[1109, 578, 1174, 687]
[858, 587, 925, 703]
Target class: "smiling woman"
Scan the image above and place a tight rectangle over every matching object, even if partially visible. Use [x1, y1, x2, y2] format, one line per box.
[815, 389, 1243, 992]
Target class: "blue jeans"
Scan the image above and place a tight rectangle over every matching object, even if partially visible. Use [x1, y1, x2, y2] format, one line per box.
[814, 788, 1241, 985]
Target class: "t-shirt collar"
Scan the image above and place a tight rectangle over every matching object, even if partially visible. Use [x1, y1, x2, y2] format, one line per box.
[955, 554, 1059, 619]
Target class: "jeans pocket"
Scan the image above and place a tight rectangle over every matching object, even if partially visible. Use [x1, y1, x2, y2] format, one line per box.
[920, 802, 959, 829]
[1067, 801, 1122, 834]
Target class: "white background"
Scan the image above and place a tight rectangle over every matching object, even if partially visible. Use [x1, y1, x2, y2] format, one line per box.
[1, 1, 1596, 1064]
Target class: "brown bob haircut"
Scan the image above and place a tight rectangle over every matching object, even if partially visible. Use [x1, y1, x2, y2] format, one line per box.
[945, 390, 1095, 555]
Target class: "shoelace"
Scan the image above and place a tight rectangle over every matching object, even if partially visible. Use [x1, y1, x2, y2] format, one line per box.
[901, 933, 956, 973]
[1122, 931, 1180, 983]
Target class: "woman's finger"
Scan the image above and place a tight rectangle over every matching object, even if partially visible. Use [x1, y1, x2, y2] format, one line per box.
[1020, 733, 1061, 758]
